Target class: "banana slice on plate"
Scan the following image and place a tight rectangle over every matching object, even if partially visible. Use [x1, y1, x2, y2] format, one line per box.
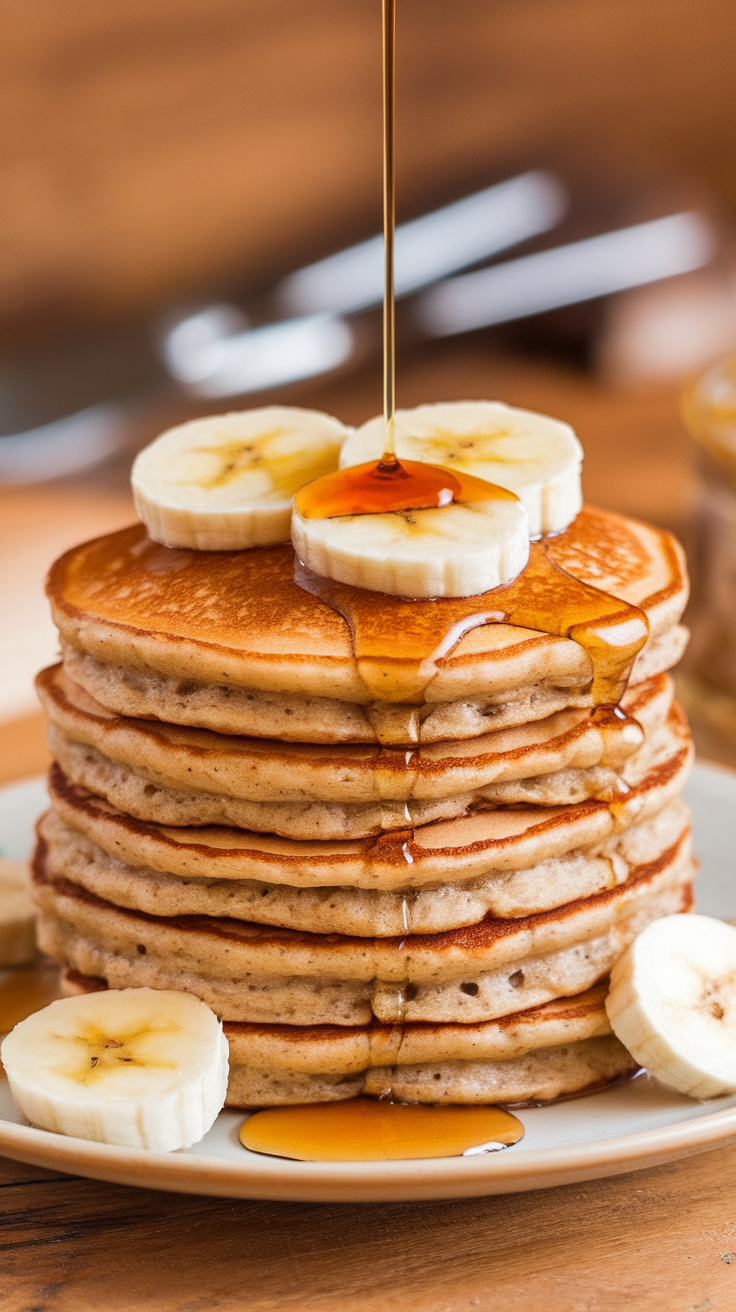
[606, 914, 736, 1099]
[132, 407, 351, 550]
[1, 988, 229, 1150]
[292, 474, 529, 598]
[339, 401, 583, 537]
[0, 858, 36, 966]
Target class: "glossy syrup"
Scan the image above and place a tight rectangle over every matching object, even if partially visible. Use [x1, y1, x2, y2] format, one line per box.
[295, 541, 649, 708]
[0, 963, 63, 1032]
[293, 0, 649, 721]
[295, 457, 518, 519]
[239, 1097, 524, 1162]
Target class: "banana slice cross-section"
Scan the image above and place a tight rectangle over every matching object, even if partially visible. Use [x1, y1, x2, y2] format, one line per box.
[1, 988, 229, 1150]
[292, 479, 530, 598]
[606, 914, 736, 1100]
[132, 407, 352, 551]
[339, 401, 583, 537]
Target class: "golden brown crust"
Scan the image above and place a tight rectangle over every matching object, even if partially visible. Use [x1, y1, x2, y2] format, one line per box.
[46, 507, 689, 703]
[41, 698, 693, 890]
[31, 824, 692, 964]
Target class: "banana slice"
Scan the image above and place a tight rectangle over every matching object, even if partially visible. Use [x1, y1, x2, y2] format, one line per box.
[606, 914, 736, 1099]
[0, 858, 36, 966]
[292, 481, 529, 597]
[1, 988, 229, 1150]
[339, 401, 583, 536]
[132, 407, 351, 550]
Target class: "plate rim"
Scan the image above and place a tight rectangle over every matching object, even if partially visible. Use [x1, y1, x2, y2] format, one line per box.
[0, 1098, 734, 1202]
[1, 762, 735, 1202]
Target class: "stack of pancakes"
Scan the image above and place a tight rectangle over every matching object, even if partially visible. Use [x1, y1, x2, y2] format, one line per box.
[34, 504, 694, 1106]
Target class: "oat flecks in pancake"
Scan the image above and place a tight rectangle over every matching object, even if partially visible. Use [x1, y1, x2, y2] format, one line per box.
[58, 625, 688, 745]
[42, 701, 692, 889]
[44, 678, 683, 841]
[37, 797, 690, 935]
[37, 501, 693, 1106]
[46, 507, 688, 704]
[61, 970, 637, 1106]
[36, 663, 678, 809]
[32, 826, 693, 1025]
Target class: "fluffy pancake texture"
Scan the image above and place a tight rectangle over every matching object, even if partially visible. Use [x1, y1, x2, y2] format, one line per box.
[60, 629, 688, 745]
[34, 825, 693, 1025]
[62, 972, 637, 1106]
[36, 499, 694, 1106]
[47, 506, 687, 712]
[38, 663, 683, 834]
[44, 705, 691, 890]
[37, 795, 689, 935]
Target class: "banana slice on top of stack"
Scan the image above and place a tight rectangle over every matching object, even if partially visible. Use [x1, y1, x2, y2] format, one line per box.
[292, 466, 530, 598]
[1, 988, 229, 1150]
[133, 406, 351, 551]
[292, 400, 583, 597]
[339, 401, 583, 537]
[131, 400, 582, 596]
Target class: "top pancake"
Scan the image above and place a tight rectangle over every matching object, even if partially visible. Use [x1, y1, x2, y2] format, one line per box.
[48, 505, 688, 707]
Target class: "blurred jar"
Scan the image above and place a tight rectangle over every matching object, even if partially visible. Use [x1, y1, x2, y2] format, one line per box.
[681, 355, 736, 740]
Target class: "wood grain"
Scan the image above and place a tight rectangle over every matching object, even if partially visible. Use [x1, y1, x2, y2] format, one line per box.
[1, 0, 736, 335]
[0, 1146, 733, 1311]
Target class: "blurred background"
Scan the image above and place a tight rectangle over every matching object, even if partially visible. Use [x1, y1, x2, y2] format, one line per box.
[4, 0, 736, 777]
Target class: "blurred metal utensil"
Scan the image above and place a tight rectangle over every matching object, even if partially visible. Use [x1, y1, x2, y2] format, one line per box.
[164, 170, 568, 401]
[0, 182, 719, 485]
[164, 208, 716, 405]
[164, 312, 354, 399]
[415, 211, 715, 336]
[276, 170, 567, 316]
[0, 403, 130, 484]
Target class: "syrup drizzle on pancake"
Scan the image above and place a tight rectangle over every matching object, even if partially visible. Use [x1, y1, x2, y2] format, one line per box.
[295, 540, 650, 712]
[291, 0, 648, 728]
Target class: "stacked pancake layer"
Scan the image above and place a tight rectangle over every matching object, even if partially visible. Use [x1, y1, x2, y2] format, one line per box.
[35, 506, 695, 1106]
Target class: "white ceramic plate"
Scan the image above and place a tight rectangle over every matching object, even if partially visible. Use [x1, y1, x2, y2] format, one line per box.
[1, 764, 736, 1202]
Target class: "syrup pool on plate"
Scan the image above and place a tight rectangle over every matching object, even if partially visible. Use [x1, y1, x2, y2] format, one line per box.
[239, 1098, 524, 1162]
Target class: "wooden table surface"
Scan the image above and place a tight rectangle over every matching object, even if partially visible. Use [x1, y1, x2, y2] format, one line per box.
[3, 0, 736, 341]
[1, 347, 735, 1311]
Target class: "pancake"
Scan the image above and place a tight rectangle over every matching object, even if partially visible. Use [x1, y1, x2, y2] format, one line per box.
[45, 683, 684, 842]
[45, 701, 691, 896]
[38, 497, 693, 1107]
[60, 626, 688, 745]
[46, 720, 660, 838]
[62, 973, 638, 1105]
[37, 663, 674, 815]
[358, 1037, 635, 1107]
[38, 797, 689, 935]
[47, 507, 688, 717]
[33, 827, 693, 1025]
